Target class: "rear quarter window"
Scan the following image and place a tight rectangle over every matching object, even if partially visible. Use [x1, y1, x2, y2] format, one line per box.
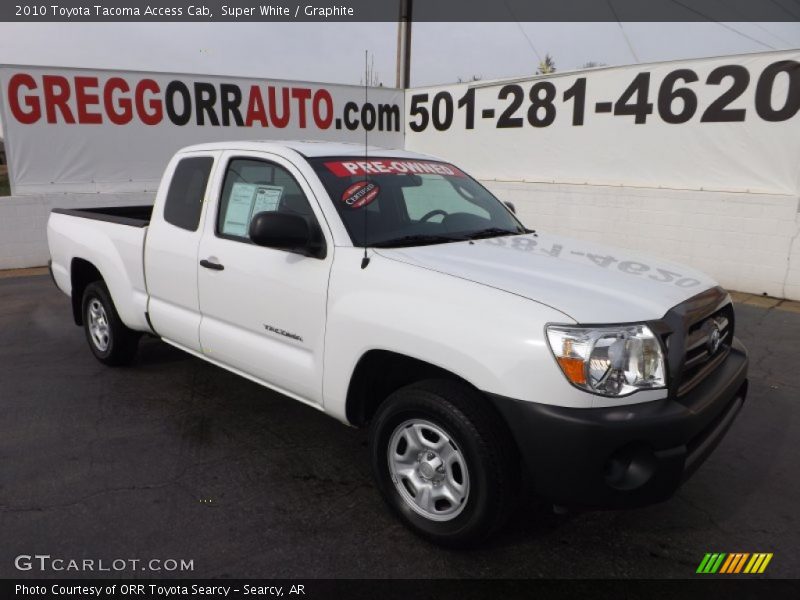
[163, 156, 214, 231]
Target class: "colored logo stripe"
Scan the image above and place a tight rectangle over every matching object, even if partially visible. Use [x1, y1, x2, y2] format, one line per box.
[744, 553, 773, 574]
[697, 553, 726, 573]
[719, 553, 749, 573]
[697, 552, 773, 574]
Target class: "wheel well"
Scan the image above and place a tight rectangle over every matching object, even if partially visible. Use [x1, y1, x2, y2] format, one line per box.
[345, 350, 470, 427]
[70, 258, 103, 325]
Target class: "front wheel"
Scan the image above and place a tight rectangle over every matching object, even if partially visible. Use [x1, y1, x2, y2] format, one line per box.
[81, 281, 140, 366]
[369, 379, 519, 547]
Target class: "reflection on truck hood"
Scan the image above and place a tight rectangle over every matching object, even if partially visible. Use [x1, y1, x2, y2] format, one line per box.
[375, 232, 718, 323]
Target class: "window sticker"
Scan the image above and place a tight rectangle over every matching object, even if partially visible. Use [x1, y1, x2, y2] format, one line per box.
[341, 180, 380, 209]
[252, 185, 283, 215]
[325, 160, 465, 178]
[222, 182, 257, 236]
[222, 182, 284, 236]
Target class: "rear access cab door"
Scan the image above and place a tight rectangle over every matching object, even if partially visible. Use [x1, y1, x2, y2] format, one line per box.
[145, 152, 217, 352]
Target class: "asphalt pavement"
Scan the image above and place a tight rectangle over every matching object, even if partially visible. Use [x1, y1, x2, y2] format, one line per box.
[1, 274, 798, 578]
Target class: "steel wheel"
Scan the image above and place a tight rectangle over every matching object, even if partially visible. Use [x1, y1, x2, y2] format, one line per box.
[87, 298, 110, 352]
[370, 380, 520, 546]
[387, 418, 470, 521]
[81, 281, 140, 366]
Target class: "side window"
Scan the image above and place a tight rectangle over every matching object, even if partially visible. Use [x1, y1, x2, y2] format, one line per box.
[217, 158, 316, 241]
[163, 156, 214, 231]
[401, 174, 489, 221]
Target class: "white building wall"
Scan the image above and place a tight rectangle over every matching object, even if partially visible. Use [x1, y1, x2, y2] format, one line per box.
[3, 184, 799, 301]
[482, 180, 800, 300]
[0, 192, 152, 269]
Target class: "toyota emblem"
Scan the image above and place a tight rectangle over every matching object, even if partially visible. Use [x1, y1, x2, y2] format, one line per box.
[707, 323, 722, 354]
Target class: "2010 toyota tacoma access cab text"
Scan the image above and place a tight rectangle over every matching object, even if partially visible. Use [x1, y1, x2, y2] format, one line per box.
[47, 141, 748, 546]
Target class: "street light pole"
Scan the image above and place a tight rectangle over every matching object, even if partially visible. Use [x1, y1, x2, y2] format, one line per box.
[395, 0, 412, 89]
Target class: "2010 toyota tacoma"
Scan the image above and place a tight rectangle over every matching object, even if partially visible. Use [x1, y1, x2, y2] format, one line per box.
[47, 141, 748, 546]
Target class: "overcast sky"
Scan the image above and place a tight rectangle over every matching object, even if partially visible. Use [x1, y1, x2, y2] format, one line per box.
[1, 21, 799, 135]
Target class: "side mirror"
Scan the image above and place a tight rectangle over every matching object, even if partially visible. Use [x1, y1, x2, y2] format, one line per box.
[504, 201, 516, 214]
[249, 212, 325, 258]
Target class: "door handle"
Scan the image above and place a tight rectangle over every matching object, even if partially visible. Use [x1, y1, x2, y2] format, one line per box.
[200, 259, 225, 271]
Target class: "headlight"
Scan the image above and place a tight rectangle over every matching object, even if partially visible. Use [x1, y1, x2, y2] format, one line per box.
[545, 324, 666, 396]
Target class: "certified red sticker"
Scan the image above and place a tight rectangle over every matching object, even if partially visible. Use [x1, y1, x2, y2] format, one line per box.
[341, 181, 380, 209]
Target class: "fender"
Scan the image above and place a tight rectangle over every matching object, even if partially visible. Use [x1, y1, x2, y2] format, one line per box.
[321, 248, 600, 423]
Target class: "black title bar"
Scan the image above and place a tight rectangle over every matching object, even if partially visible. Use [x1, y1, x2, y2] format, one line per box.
[2, 0, 800, 22]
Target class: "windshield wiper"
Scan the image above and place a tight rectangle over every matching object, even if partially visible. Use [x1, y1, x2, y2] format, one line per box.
[370, 233, 467, 248]
[462, 227, 523, 240]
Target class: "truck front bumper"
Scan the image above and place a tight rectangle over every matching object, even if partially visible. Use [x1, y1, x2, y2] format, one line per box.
[487, 337, 748, 509]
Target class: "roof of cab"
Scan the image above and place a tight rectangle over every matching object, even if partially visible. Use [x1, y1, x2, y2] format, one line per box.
[177, 140, 435, 160]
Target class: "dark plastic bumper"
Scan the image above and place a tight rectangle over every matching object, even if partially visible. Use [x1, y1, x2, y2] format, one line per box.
[487, 338, 748, 509]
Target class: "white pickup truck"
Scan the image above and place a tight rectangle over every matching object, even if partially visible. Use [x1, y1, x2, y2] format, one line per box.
[47, 141, 748, 546]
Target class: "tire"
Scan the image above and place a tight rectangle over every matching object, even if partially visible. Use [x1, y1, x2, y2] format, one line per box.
[81, 281, 140, 366]
[369, 379, 519, 547]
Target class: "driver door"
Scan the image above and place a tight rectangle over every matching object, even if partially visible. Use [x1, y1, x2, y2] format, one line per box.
[197, 152, 333, 405]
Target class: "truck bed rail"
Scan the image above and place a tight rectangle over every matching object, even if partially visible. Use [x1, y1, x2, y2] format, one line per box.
[51, 205, 153, 228]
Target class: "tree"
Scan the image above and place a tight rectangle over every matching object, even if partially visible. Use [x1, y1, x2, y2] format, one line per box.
[360, 53, 382, 87]
[536, 54, 556, 75]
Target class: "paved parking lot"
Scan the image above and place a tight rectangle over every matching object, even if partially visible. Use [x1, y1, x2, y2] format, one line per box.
[1, 273, 798, 578]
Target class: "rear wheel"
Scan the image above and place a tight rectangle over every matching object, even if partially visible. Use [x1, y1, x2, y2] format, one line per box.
[369, 379, 519, 547]
[81, 281, 139, 366]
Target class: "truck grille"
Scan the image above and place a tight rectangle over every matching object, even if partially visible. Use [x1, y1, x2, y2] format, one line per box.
[678, 303, 734, 396]
[656, 287, 735, 401]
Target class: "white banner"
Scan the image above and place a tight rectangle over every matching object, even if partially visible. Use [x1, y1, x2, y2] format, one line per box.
[0, 65, 404, 194]
[404, 50, 800, 196]
[2, 53, 799, 197]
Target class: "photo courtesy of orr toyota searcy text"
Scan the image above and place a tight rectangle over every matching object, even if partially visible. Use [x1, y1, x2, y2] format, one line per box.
[5, 72, 401, 130]
[15, 584, 294, 597]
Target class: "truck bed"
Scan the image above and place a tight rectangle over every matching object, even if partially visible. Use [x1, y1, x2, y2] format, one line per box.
[51, 205, 153, 228]
[47, 206, 152, 333]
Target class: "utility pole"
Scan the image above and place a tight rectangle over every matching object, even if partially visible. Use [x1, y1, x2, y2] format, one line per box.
[395, 0, 412, 89]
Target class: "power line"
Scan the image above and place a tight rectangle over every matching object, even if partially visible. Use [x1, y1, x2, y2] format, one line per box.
[766, 0, 800, 22]
[710, 0, 797, 46]
[667, 0, 776, 50]
[502, 0, 542, 64]
[515, 22, 543, 64]
[748, 23, 796, 48]
[606, 0, 640, 63]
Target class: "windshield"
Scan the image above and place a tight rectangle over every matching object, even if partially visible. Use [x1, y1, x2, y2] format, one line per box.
[309, 157, 527, 247]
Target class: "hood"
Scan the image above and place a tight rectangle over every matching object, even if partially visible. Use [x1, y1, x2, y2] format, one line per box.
[375, 232, 718, 323]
